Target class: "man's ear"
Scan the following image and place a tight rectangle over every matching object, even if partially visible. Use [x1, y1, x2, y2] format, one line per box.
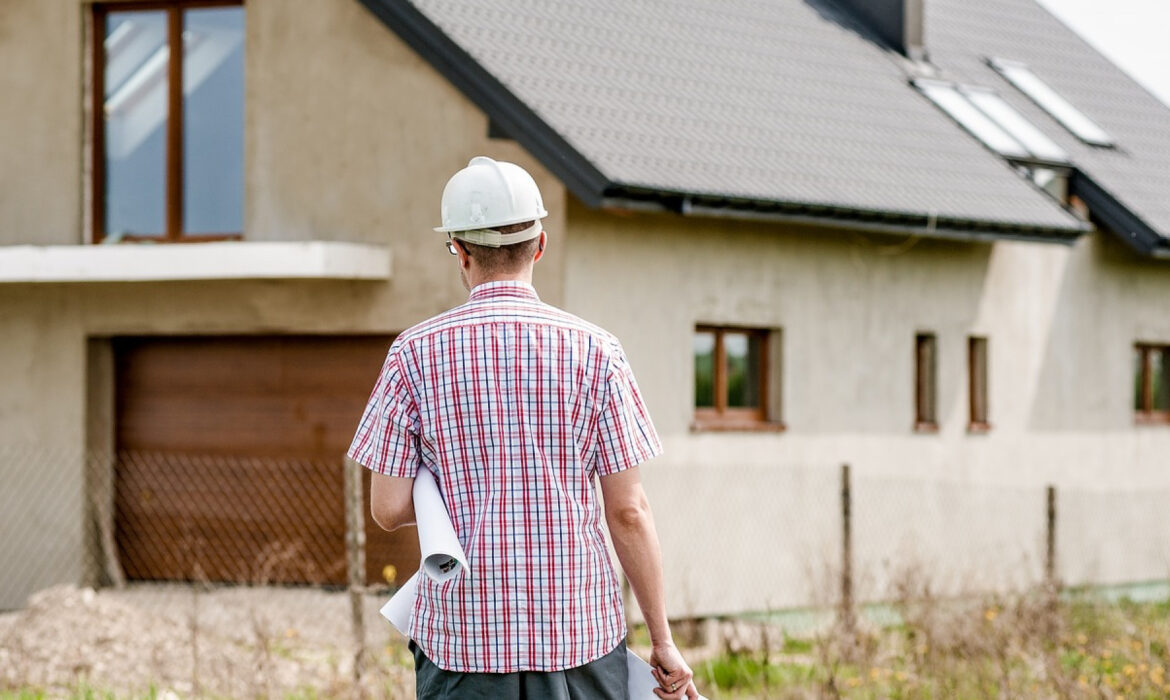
[454, 239, 472, 268]
[534, 230, 548, 262]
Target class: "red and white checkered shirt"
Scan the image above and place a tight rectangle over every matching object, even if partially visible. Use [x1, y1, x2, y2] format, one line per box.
[348, 280, 661, 673]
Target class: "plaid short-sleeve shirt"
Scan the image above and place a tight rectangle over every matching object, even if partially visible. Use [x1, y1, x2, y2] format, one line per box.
[348, 280, 661, 673]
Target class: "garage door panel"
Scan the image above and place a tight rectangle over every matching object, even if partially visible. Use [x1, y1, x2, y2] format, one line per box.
[114, 336, 416, 586]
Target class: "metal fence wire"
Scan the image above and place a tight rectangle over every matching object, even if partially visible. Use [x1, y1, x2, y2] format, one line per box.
[1, 445, 1168, 698]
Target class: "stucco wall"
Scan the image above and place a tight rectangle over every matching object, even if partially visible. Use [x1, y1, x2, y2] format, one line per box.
[563, 203, 1170, 617]
[0, 0, 566, 609]
[0, 1, 82, 245]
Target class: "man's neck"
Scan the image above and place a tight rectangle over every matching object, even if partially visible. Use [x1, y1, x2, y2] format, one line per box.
[465, 269, 533, 291]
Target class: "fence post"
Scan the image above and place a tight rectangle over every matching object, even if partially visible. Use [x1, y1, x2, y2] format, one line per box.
[1044, 484, 1059, 634]
[839, 463, 856, 635]
[344, 458, 367, 692]
[1045, 485, 1056, 589]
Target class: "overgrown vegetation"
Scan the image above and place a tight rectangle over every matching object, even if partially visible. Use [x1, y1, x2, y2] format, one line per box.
[694, 586, 1170, 699]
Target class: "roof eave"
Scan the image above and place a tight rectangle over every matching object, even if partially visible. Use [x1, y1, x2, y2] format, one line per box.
[1070, 171, 1169, 258]
[601, 188, 1087, 244]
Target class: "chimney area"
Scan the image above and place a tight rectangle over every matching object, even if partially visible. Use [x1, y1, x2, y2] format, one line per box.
[837, 0, 926, 62]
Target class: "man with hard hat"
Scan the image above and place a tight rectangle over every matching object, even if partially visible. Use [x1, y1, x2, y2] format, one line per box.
[348, 156, 698, 699]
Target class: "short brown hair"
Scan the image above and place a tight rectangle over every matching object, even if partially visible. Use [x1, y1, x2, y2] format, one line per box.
[458, 221, 541, 275]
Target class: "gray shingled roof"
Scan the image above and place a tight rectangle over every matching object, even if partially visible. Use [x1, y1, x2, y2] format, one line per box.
[930, 0, 1170, 251]
[361, 0, 1125, 239]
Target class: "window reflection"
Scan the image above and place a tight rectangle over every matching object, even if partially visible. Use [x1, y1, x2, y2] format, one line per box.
[183, 7, 244, 234]
[725, 332, 762, 408]
[104, 11, 168, 237]
[693, 332, 715, 408]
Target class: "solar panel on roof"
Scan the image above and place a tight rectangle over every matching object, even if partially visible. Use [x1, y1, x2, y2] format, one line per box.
[988, 58, 1115, 147]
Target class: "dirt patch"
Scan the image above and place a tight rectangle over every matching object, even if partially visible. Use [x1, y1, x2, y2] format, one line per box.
[0, 584, 414, 698]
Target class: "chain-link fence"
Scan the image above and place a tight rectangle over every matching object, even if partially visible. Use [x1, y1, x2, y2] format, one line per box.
[1, 446, 1168, 697]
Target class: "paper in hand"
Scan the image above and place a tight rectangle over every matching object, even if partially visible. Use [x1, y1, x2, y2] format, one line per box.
[412, 467, 468, 581]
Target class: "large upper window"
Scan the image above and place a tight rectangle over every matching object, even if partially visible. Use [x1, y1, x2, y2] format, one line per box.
[1134, 343, 1170, 424]
[94, 1, 244, 243]
[693, 326, 780, 430]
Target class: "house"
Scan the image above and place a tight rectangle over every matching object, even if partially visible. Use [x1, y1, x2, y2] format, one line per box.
[1, 0, 1167, 614]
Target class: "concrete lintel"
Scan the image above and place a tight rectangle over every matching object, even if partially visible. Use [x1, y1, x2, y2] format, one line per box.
[0, 241, 392, 283]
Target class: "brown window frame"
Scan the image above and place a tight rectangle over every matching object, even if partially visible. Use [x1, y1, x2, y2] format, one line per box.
[914, 332, 938, 432]
[91, 0, 244, 244]
[968, 336, 990, 432]
[1134, 343, 1170, 425]
[692, 325, 779, 431]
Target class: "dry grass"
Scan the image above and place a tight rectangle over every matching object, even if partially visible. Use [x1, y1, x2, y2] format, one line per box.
[693, 575, 1170, 699]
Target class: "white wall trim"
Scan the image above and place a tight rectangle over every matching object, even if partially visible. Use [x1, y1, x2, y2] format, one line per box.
[0, 241, 392, 283]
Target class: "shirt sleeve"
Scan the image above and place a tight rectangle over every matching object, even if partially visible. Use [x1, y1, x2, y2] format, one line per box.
[594, 341, 663, 476]
[347, 348, 422, 478]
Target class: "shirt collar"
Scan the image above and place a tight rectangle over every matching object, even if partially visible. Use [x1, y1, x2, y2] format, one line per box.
[468, 280, 540, 302]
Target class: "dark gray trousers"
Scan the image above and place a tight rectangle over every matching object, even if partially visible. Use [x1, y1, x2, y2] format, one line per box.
[410, 639, 629, 700]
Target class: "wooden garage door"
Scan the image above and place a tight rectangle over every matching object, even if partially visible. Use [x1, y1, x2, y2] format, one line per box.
[113, 336, 420, 586]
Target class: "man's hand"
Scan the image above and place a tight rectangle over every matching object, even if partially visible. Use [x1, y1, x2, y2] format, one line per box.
[650, 641, 698, 699]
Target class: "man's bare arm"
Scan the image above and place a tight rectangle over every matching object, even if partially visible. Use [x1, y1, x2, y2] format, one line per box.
[600, 467, 697, 699]
[370, 470, 416, 532]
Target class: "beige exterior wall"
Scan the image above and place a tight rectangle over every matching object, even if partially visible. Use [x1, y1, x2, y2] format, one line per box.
[0, 0, 567, 609]
[0, 1, 83, 245]
[563, 203, 1170, 617]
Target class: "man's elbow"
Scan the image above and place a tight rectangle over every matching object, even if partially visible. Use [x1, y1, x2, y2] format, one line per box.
[608, 499, 652, 533]
[371, 501, 411, 532]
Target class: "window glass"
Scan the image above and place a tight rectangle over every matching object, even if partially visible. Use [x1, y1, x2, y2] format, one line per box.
[693, 332, 715, 408]
[989, 58, 1114, 147]
[969, 337, 989, 425]
[1134, 346, 1146, 411]
[1154, 349, 1169, 412]
[916, 333, 937, 425]
[182, 6, 244, 234]
[916, 80, 1029, 159]
[104, 10, 168, 237]
[725, 332, 762, 408]
[961, 87, 1069, 163]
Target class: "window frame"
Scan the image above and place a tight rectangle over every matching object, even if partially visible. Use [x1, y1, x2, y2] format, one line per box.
[1134, 343, 1170, 425]
[914, 332, 938, 432]
[967, 336, 990, 432]
[692, 325, 779, 431]
[91, 0, 244, 244]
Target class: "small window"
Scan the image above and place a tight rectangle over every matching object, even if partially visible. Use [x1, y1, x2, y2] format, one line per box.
[914, 79, 1068, 164]
[915, 333, 938, 431]
[988, 58, 1114, 147]
[693, 326, 777, 430]
[93, 1, 245, 243]
[1134, 343, 1170, 424]
[968, 336, 990, 431]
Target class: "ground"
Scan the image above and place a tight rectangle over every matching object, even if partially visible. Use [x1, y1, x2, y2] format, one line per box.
[0, 584, 413, 699]
[3, 583, 1169, 699]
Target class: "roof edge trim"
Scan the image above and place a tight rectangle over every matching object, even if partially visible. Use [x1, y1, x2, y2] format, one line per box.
[356, 0, 612, 206]
[601, 189, 1087, 244]
[1070, 172, 1169, 258]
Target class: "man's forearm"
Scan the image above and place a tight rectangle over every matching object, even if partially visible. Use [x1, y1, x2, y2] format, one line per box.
[608, 496, 673, 645]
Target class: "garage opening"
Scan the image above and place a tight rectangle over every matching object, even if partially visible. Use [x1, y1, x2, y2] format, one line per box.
[112, 336, 419, 586]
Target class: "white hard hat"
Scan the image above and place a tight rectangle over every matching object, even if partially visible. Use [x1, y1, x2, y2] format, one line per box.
[434, 156, 548, 247]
